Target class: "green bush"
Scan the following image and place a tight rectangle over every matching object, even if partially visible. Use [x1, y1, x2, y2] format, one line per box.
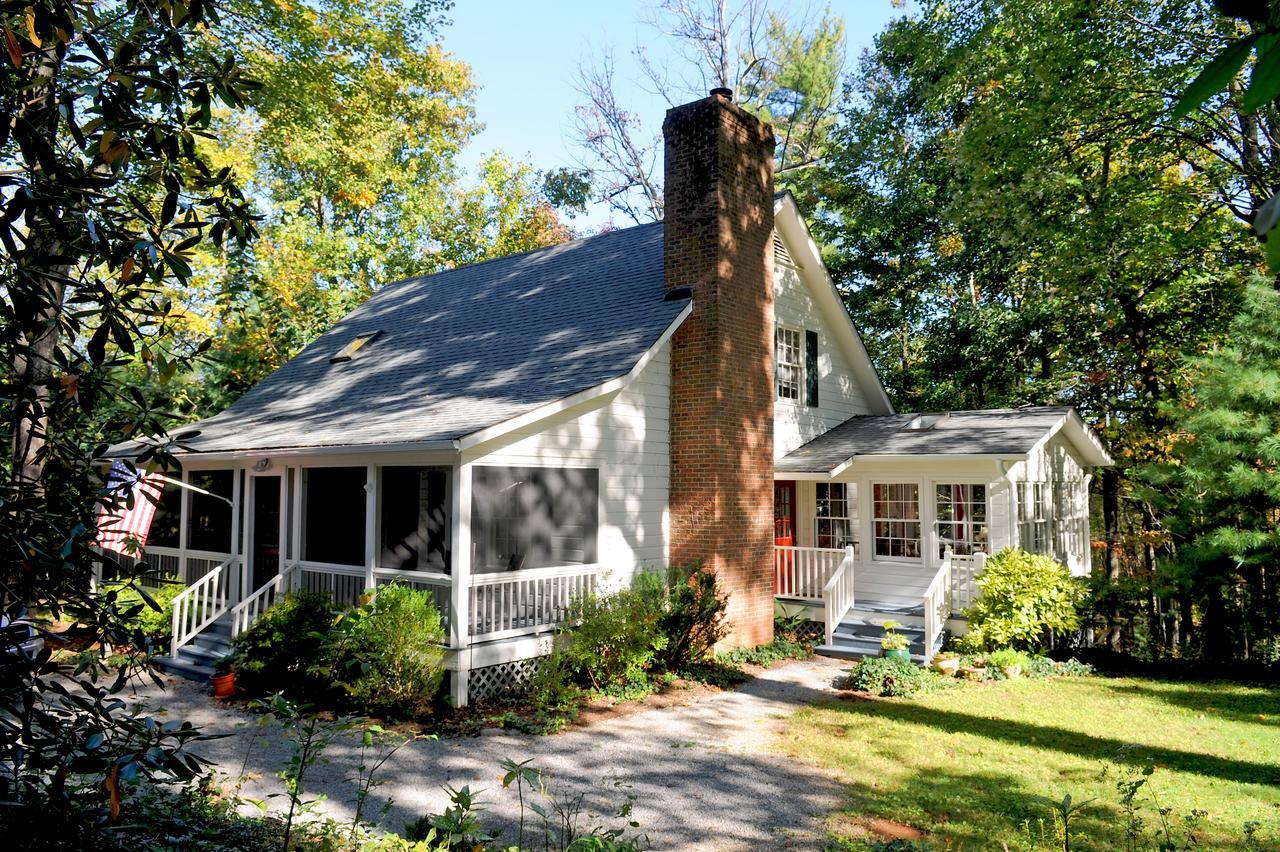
[229, 586, 447, 718]
[962, 548, 1086, 652]
[555, 586, 666, 694]
[843, 656, 952, 697]
[634, 564, 728, 671]
[227, 592, 339, 700]
[102, 581, 185, 639]
[340, 583, 446, 719]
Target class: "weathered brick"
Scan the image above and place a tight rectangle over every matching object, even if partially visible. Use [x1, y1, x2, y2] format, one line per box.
[664, 91, 776, 649]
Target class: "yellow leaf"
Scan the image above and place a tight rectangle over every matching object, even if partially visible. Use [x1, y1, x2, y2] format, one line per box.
[25, 8, 40, 48]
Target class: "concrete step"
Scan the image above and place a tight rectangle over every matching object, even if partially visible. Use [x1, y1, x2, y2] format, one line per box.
[180, 642, 231, 666]
[154, 654, 213, 683]
[815, 643, 929, 664]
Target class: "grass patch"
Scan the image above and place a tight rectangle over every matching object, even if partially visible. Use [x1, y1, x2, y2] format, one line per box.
[781, 675, 1280, 849]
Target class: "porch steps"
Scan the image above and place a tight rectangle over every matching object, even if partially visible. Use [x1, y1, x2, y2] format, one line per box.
[154, 615, 233, 683]
[814, 601, 941, 664]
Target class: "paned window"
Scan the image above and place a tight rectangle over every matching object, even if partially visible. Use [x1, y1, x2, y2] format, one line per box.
[935, 483, 988, 557]
[815, 483, 854, 549]
[1017, 481, 1051, 555]
[873, 482, 921, 559]
[776, 326, 802, 401]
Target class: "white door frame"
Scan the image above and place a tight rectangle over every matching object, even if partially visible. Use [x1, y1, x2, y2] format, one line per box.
[245, 467, 287, 596]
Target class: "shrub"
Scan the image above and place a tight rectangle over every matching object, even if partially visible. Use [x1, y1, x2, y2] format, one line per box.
[226, 592, 338, 700]
[962, 548, 1086, 652]
[102, 581, 185, 639]
[340, 583, 446, 719]
[843, 656, 952, 697]
[985, 648, 1029, 669]
[635, 564, 728, 671]
[1024, 655, 1094, 678]
[553, 586, 666, 694]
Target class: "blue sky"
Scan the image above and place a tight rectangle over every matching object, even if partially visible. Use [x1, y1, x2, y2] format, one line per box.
[443, 1, 910, 228]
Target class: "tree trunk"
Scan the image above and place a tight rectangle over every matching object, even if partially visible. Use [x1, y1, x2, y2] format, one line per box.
[1101, 467, 1123, 649]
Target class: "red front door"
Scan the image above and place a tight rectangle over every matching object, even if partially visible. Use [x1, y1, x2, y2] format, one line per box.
[774, 480, 796, 545]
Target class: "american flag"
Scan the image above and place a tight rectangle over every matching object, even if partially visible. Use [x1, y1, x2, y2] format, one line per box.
[96, 460, 165, 556]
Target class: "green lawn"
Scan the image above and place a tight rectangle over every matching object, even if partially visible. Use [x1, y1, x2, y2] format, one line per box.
[780, 674, 1280, 849]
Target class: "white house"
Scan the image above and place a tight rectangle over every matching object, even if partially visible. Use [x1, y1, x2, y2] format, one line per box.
[110, 90, 1110, 705]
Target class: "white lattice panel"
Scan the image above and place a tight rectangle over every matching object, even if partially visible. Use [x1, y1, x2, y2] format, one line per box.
[468, 657, 544, 703]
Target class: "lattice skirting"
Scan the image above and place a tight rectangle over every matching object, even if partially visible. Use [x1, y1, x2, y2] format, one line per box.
[467, 657, 545, 703]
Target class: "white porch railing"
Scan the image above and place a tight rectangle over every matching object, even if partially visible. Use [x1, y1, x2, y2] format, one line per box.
[230, 562, 301, 638]
[923, 557, 953, 665]
[948, 551, 986, 615]
[169, 556, 236, 659]
[775, 545, 847, 601]
[822, 546, 857, 646]
[298, 561, 367, 606]
[469, 564, 598, 642]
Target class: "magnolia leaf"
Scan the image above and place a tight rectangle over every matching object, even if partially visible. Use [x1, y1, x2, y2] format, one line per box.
[3, 27, 22, 68]
[1243, 39, 1280, 112]
[25, 8, 40, 48]
[1173, 37, 1256, 118]
[1252, 192, 1280, 238]
[1264, 230, 1280, 273]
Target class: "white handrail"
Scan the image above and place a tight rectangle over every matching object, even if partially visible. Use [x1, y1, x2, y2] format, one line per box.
[821, 546, 857, 646]
[948, 551, 986, 614]
[469, 563, 598, 642]
[230, 562, 301, 639]
[169, 556, 235, 660]
[922, 552, 954, 665]
[775, 545, 848, 600]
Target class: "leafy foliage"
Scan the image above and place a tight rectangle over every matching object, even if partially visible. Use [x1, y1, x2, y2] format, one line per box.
[548, 586, 667, 696]
[1143, 278, 1280, 660]
[339, 583, 447, 719]
[0, 0, 258, 822]
[633, 563, 728, 671]
[842, 656, 952, 698]
[229, 586, 447, 719]
[101, 580, 185, 639]
[962, 549, 1086, 652]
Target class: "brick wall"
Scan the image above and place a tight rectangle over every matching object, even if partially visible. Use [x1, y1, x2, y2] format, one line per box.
[663, 91, 776, 649]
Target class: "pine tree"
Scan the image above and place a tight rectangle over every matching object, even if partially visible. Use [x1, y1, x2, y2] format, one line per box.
[1156, 279, 1280, 660]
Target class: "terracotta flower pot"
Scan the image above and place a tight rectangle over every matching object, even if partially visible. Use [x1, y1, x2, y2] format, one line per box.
[932, 657, 961, 676]
[212, 671, 236, 698]
[1001, 664, 1022, 679]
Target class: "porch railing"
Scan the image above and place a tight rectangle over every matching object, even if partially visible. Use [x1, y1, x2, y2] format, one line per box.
[297, 561, 367, 606]
[822, 546, 857, 646]
[230, 562, 301, 638]
[169, 556, 236, 659]
[775, 545, 847, 601]
[923, 557, 952, 665]
[947, 551, 986, 615]
[469, 564, 598, 642]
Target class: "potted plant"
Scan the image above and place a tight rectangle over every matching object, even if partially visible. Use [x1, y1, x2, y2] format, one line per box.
[930, 651, 961, 676]
[211, 655, 236, 698]
[880, 620, 911, 661]
[987, 648, 1024, 679]
[960, 656, 989, 681]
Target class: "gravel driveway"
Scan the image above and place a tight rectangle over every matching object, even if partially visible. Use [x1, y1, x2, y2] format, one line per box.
[128, 657, 848, 850]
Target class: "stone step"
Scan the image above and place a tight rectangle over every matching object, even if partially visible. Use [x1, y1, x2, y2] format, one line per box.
[180, 642, 231, 666]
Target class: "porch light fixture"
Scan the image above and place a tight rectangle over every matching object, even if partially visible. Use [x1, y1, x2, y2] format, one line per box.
[330, 330, 382, 363]
[254, 458, 272, 472]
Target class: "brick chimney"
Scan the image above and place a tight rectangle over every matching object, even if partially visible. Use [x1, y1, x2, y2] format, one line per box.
[663, 90, 776, 648]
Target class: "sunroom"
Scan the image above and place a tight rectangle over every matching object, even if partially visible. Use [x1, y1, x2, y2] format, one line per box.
[771, 407, 1112, 658]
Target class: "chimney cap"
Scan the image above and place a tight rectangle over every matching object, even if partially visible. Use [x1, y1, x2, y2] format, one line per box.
[709, 87, 733, 101]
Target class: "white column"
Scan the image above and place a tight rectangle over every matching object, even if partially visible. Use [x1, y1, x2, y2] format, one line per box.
[448, 460, 472, 707]
[178, 469, 190, 584]
[364, 464, 377, 592]
[230, 469, 243, 599]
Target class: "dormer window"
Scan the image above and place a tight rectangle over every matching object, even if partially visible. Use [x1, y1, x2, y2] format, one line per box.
[330, 331, 382, 364]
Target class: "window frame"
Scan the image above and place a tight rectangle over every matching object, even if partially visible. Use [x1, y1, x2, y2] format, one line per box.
[1017, 480, 1052, 556]
[933, 481, 989, 558]
[871, 481, 923, 562]
[775, 325, 803, 402]
[814, 482, 855, 550]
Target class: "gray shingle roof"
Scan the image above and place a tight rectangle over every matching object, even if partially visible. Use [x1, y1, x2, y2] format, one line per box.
[775, 407, 1080, 473]
[156, 222, 688, 454]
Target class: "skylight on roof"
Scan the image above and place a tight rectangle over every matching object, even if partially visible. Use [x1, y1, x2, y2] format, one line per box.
[902, 413, 948, 431]
[329, 331, 382, 364]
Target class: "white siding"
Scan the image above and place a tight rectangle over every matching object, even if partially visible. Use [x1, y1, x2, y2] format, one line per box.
[773, 255, 874, 458]
[469, 341, 671, 588]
